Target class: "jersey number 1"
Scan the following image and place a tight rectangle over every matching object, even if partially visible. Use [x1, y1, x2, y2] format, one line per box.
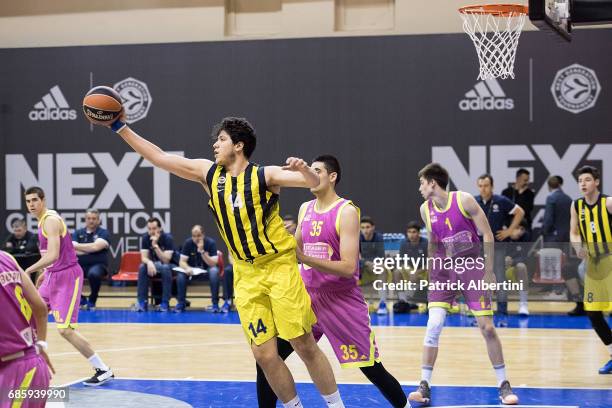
[445, 218, 453, 231]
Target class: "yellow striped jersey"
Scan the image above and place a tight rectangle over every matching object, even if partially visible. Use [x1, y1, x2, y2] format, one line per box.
[575, 194, 612, 258]
[206, 163, 296, 263]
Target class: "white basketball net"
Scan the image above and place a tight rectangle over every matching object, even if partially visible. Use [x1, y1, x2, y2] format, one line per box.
[460, 7, 527, 80]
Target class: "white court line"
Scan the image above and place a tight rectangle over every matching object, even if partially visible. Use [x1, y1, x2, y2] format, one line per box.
[433, 406, 577, 408]
[375, 333, 599, 341]
[62, 376, 612, 391]
[49, 340, 246, 357]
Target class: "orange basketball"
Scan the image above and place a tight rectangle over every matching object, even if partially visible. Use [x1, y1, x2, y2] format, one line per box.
[82, 86, 123, 125]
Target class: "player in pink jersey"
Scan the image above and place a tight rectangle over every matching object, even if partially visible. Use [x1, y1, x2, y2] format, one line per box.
[408, 164, 518, 406]
[0, 250, 54, 408]
[23, 187, 114, 386]
[256, 155, 410, 408]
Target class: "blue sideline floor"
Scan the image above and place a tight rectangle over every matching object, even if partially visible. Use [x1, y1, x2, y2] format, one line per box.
[65, 378, 612, 408]
[63, 309, 610, 330]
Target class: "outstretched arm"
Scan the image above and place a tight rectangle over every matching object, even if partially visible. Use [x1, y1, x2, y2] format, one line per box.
[265, 157, 319, 189]
[115, 125, 213, 188]
[296, 204, 360, 279]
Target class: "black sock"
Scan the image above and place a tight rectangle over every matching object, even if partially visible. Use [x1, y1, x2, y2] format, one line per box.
[360, 362, 407, 408]
[587, 311, 612, 345]
[256, 337, 295, 407]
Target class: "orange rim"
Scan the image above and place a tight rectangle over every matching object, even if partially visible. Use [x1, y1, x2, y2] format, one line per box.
[459, 4, 528, 16]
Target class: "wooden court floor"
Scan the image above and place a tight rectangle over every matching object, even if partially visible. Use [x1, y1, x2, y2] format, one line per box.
[48, 321, 611, 390]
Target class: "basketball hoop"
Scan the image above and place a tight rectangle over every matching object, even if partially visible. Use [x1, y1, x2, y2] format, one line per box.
[459, 4, 528, 80]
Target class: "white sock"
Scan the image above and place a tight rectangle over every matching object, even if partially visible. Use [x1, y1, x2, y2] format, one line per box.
[421, 365, 433, 383]
[607, 343, 612, 357]
[519, 290, 528, 304]
[283, 395, 302, 408]
[493, 364, 506, 386]
[88, 354, 109, 371]
[323, 390, 345, 407]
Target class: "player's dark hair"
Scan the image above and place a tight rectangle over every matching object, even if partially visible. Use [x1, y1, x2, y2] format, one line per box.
[418, 163, 449, 190]
[312, 154, 341, 186]
[406, 221, 421, 232]
[478, 173, 494, 186]
[516, 168, 530, 178]
[547, 175, 563, 189]
[147, 217, 162, 228]
[211, 117, 256, 159]
[282, 214, 296, 223]
[360, 216, 375, 226]
[577, 165, 600, 180]
[24, 186, 45, 199]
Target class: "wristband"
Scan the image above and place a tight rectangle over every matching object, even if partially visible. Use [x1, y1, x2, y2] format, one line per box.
[36, 340, 48, 351]
[110, 119, 127, 132]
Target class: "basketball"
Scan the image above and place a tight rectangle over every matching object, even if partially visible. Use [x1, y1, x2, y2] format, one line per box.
[82, 86, 123, 125]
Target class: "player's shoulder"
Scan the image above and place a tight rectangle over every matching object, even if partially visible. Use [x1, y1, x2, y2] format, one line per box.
[339, 200, 359, 217]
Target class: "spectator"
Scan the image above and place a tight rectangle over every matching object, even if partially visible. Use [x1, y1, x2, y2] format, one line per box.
[2, 218, 40, 271]
[504, 220, 531, 316]
[542, 175, 584, 316]
[283, 214, 297, 235]
[135, 217, 175, 312]
[393, 221, 427, 313]
[72, 209, 111, 310]
[502, 168, 535, 228]
[359, 216, 388, 315]
[476, 174, 525, 326]
[178, 225, 228, 313]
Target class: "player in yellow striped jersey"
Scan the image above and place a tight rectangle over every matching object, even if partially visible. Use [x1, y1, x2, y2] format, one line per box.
[569, 165, 612, 374]
[102, 114, 346, 407]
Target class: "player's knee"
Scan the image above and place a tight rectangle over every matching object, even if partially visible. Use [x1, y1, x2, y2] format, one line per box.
[289, 333, 318, 361]
[479, 321, 497, 339]
[424, 307, 446, 347]
[251, 345, 278, 368]
[58, 327, 73, 338]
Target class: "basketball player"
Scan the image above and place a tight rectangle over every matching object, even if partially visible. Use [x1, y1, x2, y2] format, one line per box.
[23, 187, 113, 386]
[0, 250, 54, 408]
[256, 155, 410, 408]
[103, 115, 345, 407]
[409, 163, 518, 405]
[569, 165, 612, 374]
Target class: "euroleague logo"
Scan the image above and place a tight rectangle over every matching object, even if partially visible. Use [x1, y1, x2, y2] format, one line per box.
[113, 77, 152, 124]
[551, 63, 600, 114]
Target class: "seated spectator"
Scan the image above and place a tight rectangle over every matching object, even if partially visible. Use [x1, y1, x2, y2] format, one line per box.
[504, 220, 531, 316]
[72, 209, 111, 310]
[177, 225, 226, 313]
[2, 218, 40, 271]
[135, 217, 175, 312]
[359, 216, 388, 315]
[283, 214, 297, 235]
[393, 221, 428, 313]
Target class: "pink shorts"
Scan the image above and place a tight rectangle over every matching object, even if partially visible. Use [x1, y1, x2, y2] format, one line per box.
[308, 285, 379, 368]
[0, 349, 51, 408]
[38, 264, 83, 328]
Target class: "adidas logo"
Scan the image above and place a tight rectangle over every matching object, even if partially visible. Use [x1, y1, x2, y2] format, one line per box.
[458, 79, 514, 111]
[29, 85, 77, 121]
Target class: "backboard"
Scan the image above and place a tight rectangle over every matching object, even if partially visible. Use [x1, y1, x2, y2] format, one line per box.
[529, 0, 612, 40]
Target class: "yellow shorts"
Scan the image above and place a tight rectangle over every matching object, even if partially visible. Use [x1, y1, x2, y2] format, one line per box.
[584, 254, 612, 312]
[234, 250, 317, 345]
